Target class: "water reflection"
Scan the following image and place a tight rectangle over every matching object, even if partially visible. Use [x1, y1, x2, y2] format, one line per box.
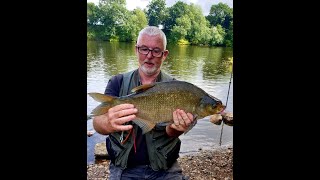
[87, 41, 233, 164]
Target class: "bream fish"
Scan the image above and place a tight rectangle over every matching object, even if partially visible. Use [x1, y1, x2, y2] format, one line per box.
[88, 80, 225, 134]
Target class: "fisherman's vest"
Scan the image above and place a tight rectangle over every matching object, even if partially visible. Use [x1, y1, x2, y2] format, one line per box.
[107, 69, 181, 171]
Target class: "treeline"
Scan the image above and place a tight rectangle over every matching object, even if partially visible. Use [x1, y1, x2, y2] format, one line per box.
[87, 0, 233, 47]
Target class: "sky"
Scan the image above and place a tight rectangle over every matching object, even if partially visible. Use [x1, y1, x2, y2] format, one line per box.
[87, 0, 233, 16]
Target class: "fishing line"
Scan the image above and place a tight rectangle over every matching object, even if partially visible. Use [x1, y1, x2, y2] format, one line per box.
[219, 62, 233, 146]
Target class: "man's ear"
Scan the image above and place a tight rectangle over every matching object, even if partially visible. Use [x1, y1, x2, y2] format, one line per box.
[162, 50, 169, 59]
[134, 45, 138, 55]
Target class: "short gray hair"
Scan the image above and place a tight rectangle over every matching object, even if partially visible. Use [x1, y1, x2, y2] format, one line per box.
[137, 26, 167, 49]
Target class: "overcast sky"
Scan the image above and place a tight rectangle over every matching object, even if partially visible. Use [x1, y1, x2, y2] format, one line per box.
[87, 0, 233, 16]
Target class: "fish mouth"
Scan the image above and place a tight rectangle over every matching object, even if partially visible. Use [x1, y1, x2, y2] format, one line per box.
[217, 104, 226, 114]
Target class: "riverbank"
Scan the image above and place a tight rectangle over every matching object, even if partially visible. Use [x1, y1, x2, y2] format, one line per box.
[87, 145, 233, 180]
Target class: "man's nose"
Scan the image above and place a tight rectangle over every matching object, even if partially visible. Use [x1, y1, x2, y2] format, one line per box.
[146, 50, 153, 58]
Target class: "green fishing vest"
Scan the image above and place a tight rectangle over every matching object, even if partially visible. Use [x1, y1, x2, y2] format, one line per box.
[108, 69, 181, 171]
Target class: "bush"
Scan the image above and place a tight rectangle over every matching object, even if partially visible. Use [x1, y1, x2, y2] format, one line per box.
[177, 39, 190, 45]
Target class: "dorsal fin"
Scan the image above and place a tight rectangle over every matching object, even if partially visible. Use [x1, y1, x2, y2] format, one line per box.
[88, 93, 115, 103]
[131, 84, 155, 94]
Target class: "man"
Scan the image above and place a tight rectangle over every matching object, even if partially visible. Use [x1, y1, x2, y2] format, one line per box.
[93, 26, 194, 180]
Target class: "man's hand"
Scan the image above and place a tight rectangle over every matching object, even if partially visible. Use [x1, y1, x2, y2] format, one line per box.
[166, 109, 194, 137]
[93, 104, 137, 135]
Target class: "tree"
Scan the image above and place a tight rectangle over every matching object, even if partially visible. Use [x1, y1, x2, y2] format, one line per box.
[209, 25, 226, 46]
[166, 3, 211, 45]
[133, 8, 148, 32]
[206, 2, 233, 30]
[118, 8, 148, 42]
[224, 21, 233, 47]
[99, 0, 126, 6]
[99, 1, 128, 40]
[171, 15, 191, 43]
[163, 1, 189, 32]
[186, 4, 212, 45]
[146, 0, 166, 26]
[87, 3, 100, 26]
[87, 0, 232, 47]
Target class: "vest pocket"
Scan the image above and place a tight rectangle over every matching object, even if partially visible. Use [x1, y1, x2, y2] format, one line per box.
[106, 136, 116, 163]
[162, 139, 180, 158]
[108, 134, 125, 158]
[156, 138, 181, 167]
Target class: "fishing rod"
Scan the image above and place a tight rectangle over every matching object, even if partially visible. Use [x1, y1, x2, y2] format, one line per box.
[219, 62, 233, 146]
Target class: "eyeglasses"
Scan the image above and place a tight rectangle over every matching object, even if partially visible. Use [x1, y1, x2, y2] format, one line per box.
[135, 45, 164, 58]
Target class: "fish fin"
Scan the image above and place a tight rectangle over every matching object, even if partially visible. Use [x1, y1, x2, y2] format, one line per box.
[88, 93, 116, 116]
[184, 114, 198, 134]
[131, 84, 155, 94]
[88, 92, 115, 103]
[87, 115, 93, 120]
[156, 122, 171, 126]
[91, 103, 112, 116]
[133, 118, 156, 134]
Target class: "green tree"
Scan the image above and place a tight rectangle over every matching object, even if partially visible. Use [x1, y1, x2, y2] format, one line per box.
[99, 0, 128, 41]
[224, 21, 233, 47]
[206, 2, 233, 30]
[166, 3, 211, 45]
[170, 15, 191, 43]
[87, 0, 232, 47]
[118, 8, 148, 42]
[209, 25, 226, 46]
[163, 1, 189, 33]
[146, 0, 166, 26]
[87, 3, 100, 26]
[186, 4, 212, 45]
[133, 8, 148, 31]
[99, 0, 126, 6]
[87, 2, 106, 40]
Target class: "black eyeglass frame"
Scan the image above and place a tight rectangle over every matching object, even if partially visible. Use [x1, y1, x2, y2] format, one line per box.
[135, 45, 165, 58]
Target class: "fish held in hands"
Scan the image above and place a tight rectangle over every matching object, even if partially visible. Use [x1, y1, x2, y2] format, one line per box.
[88, 81, 225, 134]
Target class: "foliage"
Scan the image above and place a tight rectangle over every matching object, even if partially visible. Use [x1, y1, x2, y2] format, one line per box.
[87, 3, 100, 26]
[209, 25, 226, 46]
[87, 1, 233, 47]
[206, 2, 233, 47]
[146, 0, 166, 26]
[186, 4, 212, 45]
[206, 2, 233, 29]
[170, 15, 191, 43]
[163, 1, 189, 33]
[177, 38, 190, 45]
[99, 0, 126, 6]
[224, 21, 233, 47]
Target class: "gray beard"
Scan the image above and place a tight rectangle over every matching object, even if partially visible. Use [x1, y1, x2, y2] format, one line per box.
[140, 64, 158, 76]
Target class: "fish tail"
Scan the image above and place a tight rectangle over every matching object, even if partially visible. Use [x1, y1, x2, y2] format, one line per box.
[88, 93, 117, 116]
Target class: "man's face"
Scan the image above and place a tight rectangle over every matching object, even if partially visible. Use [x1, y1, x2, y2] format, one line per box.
[136, 34, 169, 76]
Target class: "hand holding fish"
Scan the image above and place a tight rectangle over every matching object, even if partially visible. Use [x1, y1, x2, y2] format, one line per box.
[172, 109, 194, 130]
[92, 104, 137, 135]
[165, 109, 194, 137]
